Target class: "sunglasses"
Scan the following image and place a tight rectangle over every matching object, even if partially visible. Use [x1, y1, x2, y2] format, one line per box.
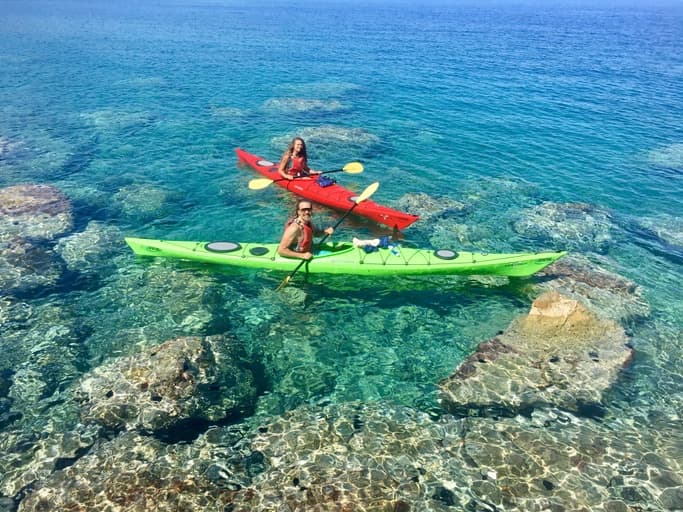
[298, 207, 312, 212]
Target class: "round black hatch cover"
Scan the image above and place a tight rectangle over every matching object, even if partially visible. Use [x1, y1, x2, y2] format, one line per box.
[249, 246, 269, 256]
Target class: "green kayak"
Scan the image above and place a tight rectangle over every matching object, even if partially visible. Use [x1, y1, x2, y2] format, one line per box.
[125, 237, 566, 277]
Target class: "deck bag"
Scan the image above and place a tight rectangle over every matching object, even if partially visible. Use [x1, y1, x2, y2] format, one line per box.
[316, 175, 336, 187]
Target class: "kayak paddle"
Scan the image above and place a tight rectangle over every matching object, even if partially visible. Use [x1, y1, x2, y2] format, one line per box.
[248, 161, 364, 190]
[276, 181, 380, 291]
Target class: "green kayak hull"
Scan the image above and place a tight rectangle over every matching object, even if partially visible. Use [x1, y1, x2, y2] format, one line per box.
[125, 237, 566, 277]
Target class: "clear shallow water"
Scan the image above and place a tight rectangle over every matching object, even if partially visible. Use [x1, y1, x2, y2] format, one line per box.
[1, 0, 683, 503]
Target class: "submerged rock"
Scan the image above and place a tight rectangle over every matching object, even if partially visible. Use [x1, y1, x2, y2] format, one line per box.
[271, 126, 380, 160]
[79, 108, 155, 131]
[646, 142, 683, 170]
[0, 183, 73, 294]
[12, 399, 681, 511]
[262, 98, 347, 113]
[75, 335, 257, 433]
[534, 253, 650, 323]
[439, 290, 633, 417]
[16, 431, 238, 512]
[0, 184, 73, 242]
[0, 423, 101, 499]
[229, 401, 473, 511]
[394, 192, 468, 223]
[625, 213, 683, 265]
[513, 201, 616, 253]
[225, 401, 680, 511]
[55, 220, 123, 275]
[0, 135, 25, 158]
[2, 302, 85, 410]
[112, 183, 177, 221]
[80, 261, 235, 360]
[458, 413, 681, 512]
[633, 214, 683, 249]
[0, 238, 64, 294]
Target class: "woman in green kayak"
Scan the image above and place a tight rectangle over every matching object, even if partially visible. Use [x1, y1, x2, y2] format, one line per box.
[277, 137, 321, 180]
[278, 200, 333, 260]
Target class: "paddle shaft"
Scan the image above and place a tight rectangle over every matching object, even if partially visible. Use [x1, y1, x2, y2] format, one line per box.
[249, 162, 363, 191]
[273, 168, 345, 184]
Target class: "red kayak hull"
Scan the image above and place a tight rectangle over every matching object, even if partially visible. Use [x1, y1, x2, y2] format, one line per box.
[235, 148, 419, 230]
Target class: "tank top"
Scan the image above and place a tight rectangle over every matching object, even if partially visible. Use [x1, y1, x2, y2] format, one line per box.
[287, 155, 308, 177]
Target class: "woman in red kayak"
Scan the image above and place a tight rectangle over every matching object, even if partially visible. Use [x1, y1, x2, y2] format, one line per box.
[278, 200, 333, 260]
[277, 137, 321, 180]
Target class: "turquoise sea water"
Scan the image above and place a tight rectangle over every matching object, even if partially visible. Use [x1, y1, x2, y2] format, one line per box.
[1, 0, 683, 508]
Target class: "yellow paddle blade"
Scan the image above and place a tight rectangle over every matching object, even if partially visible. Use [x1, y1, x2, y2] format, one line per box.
[275, 274, 292, 291]
[248, 178, 275, 190]
[356, 181, 379, 203]
[342, 162, 364, 174]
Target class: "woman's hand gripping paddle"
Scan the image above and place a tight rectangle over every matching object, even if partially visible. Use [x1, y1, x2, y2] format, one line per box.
[248, 162, 364, 190]
[276, 181, 379, 291]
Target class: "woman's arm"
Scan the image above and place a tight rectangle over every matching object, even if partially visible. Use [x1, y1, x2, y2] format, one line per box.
[278, 153, 292, 180]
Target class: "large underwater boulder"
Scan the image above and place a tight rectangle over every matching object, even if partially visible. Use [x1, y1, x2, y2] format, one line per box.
[439, 290, 634, 417]
[0, 184, 73, 242]
[75, 335, 257, 433]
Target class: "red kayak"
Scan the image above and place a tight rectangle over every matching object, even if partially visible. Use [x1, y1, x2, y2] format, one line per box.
[235, 148, 419, 230]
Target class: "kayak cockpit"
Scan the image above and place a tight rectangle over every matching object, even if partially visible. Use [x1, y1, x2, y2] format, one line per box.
[314, 242, 355, 258]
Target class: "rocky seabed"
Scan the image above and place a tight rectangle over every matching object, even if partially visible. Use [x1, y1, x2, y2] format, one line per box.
[1, 182, 682, 511]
